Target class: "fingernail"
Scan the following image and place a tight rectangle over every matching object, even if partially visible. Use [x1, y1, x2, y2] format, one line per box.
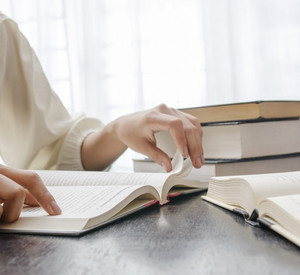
[50, 201, 62, 215]
[195, 157, 202, 168]
[183, 146, 189, 157]
[161, 161, 168, 172]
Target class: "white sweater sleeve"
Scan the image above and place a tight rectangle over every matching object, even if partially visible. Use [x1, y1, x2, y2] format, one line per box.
[0, 13, 104, 170]
[55, 116, 104, 171]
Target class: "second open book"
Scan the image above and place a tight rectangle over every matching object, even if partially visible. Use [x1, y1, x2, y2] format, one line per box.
[202, 171, 300, 247]
[0, 152, 206, 236]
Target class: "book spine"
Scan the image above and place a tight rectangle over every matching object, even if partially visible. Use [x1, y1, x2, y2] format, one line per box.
[145, 200, 159, 207]
[245, 209, 260, 227]
[167, 192, 181, 198]
[232, 208, 249, 219]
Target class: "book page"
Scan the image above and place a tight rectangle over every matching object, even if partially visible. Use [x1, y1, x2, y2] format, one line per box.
[240, 172, 300, 206]
[0, 185, 158, 233]
[21, 185, 157, 218]
[37, 169, 170, 188]
[207, 171, 300, 214]
[259, 194, 300, 240]
[36, 151, 192, 202]
[146, 152, 194, 201]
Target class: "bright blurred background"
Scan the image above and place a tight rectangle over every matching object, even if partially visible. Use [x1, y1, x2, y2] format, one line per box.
[2, 0, 300, 170]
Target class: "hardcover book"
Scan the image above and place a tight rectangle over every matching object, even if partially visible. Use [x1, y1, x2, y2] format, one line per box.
[180, 100, 300, 124]
[155, 119, 300, 159]
[133, 154, 300, 183]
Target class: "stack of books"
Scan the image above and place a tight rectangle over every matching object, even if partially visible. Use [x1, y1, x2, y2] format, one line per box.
[133, 100, 300, 183]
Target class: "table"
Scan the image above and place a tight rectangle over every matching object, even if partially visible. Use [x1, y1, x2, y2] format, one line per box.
[1, 192, 300, 274]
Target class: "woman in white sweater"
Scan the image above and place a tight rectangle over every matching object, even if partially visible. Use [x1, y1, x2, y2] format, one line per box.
[0, 13, 204, 222]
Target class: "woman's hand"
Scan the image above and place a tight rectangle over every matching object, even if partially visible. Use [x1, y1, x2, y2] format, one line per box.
[0, 165, 61, 222]
[82, 104, 204, 172]
[115, 104, 204, 171]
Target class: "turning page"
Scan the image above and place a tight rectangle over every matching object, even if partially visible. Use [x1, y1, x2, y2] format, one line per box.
[36, 150, 195, 203]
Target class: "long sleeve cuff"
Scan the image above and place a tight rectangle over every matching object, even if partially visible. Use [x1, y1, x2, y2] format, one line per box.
[56, 116, 104, 171]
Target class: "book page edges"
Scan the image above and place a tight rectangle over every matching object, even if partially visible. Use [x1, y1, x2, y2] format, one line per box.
[0, 199, 157, 236]
[182, 103, 259, 123]
[258, 217, 300, 247]
[181, 101, 300, 123]
[0, 217, 88, 236]
[260, 101, 300, 118]
[168, 187, 206, 198]
[83, 198, 158, 235]
[160, 183, 208, 205]
[0, 186, 160, 236]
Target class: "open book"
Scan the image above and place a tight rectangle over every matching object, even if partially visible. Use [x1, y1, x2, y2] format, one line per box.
[202, 171, 300, 247]
[0, 152, 206, 236]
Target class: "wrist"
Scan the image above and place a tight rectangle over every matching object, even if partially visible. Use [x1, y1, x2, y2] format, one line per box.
[81, 120, 128, 171]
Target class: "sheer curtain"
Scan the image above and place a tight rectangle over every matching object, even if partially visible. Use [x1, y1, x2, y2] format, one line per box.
[202, 0, 300, 103]
[2, 0, 300, 170]
[2, 0, 206, 121]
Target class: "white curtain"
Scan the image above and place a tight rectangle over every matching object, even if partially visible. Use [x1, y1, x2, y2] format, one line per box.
[2, 0, 206, 123]
[2, 0, 300, 169]
[202, 0, 300, 103]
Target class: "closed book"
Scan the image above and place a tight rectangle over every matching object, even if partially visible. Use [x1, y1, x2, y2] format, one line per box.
[133, 154, 300, 183]
[155, 119, 300, 159]
[180, 100, 300, 124]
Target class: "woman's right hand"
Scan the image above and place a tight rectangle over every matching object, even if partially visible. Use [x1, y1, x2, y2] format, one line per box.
[0, 164, 61, 222]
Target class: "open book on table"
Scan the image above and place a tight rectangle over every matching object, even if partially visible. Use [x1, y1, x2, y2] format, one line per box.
[202, 171, 300, 247]
[0, 152, 207, 236]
